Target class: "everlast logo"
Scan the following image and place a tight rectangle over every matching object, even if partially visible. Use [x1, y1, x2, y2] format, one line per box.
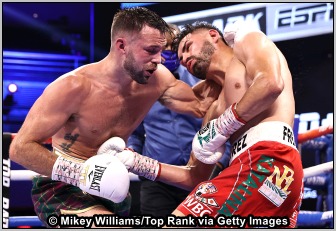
[89, 165, 107, 192]
[231, 134, 247, 158]
[283, 126, 295, 146]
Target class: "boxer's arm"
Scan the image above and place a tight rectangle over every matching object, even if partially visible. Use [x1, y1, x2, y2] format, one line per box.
[115, 148, 215, 191]
[156, 85, 223, 186]
[114, 100, 225, 190]
[232, 31, 284, 122]
[9, 75, 88, 177]
[191, 79, 221, 104]
[158, 66, 220, 118]
[157, 152, 215, 191]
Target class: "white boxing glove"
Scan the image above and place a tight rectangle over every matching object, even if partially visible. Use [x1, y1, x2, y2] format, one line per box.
[223, 20, 259, 48]
[192, 120, 227, 164]
[52, 154, 130, 203]
[97, 137, 126, 155]
[96, 137, 160, 181]
[115, 149, 161, 181]
[193, 103, 246, 164]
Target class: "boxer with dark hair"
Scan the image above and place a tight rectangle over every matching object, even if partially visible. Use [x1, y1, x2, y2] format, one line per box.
[113, 21, 304, 228]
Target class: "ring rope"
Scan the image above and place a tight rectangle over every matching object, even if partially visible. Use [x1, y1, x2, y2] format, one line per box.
[302, 161, 333, 178]
[10, 169, 140, 181]
[298, 210, 334, 227]
[298, 124, 333, 144]
[10, 161, 333, 181]
[9, 216, 44, 228]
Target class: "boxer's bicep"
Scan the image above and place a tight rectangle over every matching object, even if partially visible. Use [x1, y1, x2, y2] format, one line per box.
[159, 79, 204, 117]
[235, 32, 282, 82]
[232, 32, 284, 121]
[160, 79, 219, 118]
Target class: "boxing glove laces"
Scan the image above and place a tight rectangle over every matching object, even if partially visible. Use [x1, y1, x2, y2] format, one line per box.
[98, 137, 161, 181]
[51, 138, 130, 203]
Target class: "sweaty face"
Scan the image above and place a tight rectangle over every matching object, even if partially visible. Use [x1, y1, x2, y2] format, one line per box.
[123, 50, 149, 84]
[178, 32, 215, 80]
[191, 41, 215, 80]
[123, 25, 166, 85]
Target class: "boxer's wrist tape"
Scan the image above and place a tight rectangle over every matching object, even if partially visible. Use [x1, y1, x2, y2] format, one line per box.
[233, 103, 246, 124]
[52, 155, 83, 186]
[217, 103, 246, 136]
[131, 153, 160, 181]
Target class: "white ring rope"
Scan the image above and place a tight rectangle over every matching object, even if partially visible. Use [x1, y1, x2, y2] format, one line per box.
[10, 161, 333, 181]
[302, 161, 333, 178]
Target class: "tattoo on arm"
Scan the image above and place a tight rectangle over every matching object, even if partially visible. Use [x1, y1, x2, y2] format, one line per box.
[60, 133, 79, 153]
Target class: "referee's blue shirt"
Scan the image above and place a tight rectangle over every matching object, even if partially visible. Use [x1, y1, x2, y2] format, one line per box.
[127, 66, 202, 165]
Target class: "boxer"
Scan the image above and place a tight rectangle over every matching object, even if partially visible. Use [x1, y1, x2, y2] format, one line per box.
[109, 20, 304, 228]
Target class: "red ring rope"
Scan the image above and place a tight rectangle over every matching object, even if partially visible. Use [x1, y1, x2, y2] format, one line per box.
[298, 125, 333, 144]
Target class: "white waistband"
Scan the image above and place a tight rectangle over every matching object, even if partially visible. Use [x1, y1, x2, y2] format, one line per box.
[229, 121, 297, 164]
[53, 147, 85, 163]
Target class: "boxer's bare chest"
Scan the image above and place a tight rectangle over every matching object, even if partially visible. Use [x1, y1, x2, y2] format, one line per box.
[53, 88, 161, 157]
[65, 85, 160, 143]
[202, 59, 248, 124]
[223, 58, 250, 107]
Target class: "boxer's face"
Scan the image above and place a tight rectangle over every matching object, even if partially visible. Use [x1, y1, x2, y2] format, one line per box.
[177, 31, 215, 80]
[124, 25, 166, 84]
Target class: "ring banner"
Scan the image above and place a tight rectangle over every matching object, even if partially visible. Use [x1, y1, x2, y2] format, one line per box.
[163, 3, 333, 42]
[3, 132, 12, 228]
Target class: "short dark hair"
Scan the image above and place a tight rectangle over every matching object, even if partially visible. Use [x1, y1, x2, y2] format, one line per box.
[111, 7, 170, 40]
[172, 21, 227, 52]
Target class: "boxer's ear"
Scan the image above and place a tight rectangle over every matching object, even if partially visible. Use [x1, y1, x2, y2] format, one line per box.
[209, 29, 220, 43]
[116, 38, 126, 53]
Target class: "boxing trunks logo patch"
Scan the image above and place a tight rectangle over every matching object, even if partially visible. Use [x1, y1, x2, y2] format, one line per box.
[258, 164, 294, 207]
[194, 182, 219, 207]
